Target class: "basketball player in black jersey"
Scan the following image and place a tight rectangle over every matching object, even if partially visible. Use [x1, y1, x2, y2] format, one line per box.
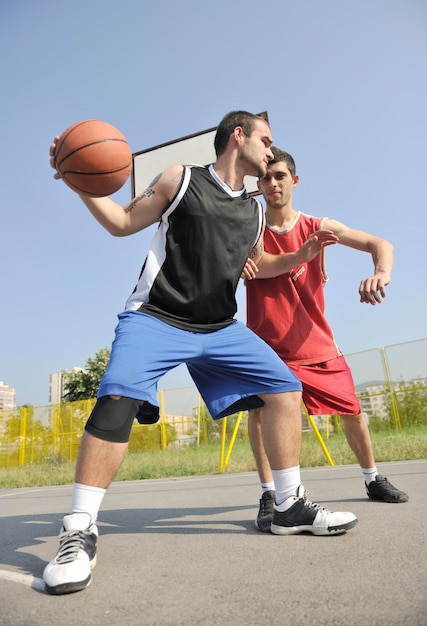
[44, 111, 356, 595]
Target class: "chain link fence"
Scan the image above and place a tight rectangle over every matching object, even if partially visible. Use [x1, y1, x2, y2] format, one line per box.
[1, 339, 425, 468]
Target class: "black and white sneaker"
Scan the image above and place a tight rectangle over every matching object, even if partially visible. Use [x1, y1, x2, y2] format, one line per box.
[366, 475, 409, 503]
[43, 512, 98, 595]
[271, 485, 358, 536]
[255, 490, 275, 533]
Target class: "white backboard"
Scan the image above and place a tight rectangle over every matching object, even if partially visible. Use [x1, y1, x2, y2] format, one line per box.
[132, 112, 269, 198]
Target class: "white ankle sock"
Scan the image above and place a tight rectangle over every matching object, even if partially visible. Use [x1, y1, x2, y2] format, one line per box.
[71, 483, 106, 522]
[271, 466, 301, 505]
[261, 481, 275, 494]
[362, 467, 378, 485]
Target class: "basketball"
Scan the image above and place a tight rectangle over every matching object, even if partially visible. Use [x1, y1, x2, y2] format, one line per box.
[54, 119, 132, 197]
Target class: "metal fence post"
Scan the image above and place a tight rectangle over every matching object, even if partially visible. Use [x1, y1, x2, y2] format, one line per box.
[159, 389, 167, 450]
[197, 395, 201, 447]
[19, 407, 27, 466]
[380, 346, 402, 429]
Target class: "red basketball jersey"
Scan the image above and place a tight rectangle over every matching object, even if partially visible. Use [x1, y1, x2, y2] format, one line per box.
[246, 211, 342, 365]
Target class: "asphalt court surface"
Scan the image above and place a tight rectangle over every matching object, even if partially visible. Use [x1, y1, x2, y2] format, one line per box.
[0, 460, 426, 626]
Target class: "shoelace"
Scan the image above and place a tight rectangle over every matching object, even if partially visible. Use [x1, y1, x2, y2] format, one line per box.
[259, 493, 275, 515]
[376, 476, 396, 489]
[298, 491, 330, 514]
[56, 530, 88, 564]
[373, 476, 402, 493]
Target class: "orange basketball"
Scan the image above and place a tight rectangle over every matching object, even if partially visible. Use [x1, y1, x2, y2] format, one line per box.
[54, 119, 132, 197]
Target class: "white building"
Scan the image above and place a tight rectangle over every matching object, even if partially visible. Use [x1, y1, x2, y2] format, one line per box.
[358, 382, 389, 420]
[0, 381, 16, 410]
[49, 368, 84, 404]
[356, 377, 427, 421]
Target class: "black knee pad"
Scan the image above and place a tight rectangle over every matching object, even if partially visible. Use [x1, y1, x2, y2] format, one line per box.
[85, 396, 160, 443]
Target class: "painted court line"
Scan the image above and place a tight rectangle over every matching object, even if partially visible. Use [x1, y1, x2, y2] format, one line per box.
[0, 569, 45, 592]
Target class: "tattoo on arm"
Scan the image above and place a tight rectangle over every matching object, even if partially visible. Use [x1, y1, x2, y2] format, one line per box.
[250, 239, 263, 259]
[124, 173, 161, 214]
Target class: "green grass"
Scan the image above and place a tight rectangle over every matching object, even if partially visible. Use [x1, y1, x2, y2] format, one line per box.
[1, 427, 426, 490]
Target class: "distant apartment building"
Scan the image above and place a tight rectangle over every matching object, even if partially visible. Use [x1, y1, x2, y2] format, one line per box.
[0, 381, 16, 410]
[356, 377, 427, 422]
[49, 368, 84, 404]
[396, 376, 427, 390]
[357, 383, 389, 420]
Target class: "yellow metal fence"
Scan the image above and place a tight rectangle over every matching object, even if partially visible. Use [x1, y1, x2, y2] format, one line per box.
[1, 339, 425, 470]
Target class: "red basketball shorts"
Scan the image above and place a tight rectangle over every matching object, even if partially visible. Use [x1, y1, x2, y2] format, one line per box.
[287, 355, 361, 416]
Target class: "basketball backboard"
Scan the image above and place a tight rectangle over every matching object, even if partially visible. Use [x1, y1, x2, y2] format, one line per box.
[132, 112, 269, 199]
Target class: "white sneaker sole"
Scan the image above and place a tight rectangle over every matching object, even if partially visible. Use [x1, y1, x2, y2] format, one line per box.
[271, 517, 358, 536]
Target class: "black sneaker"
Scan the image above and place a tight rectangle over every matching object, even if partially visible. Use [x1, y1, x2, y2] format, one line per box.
[366, 475, 409, 503]
[43, 512, 98, 595]
[255, 490, 275, 532]
[271, 485, 358, 536]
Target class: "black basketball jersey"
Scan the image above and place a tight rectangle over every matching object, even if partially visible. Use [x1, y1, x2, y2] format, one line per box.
[125, 165, 263, 332]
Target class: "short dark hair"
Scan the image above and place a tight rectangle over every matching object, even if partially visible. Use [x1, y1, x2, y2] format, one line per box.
[214, 111, 270, 157]
[269, 147, 297, 178]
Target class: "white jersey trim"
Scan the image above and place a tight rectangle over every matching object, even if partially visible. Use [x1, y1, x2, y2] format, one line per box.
[125, 167, 192, 311]
[208, 163, 262, 246]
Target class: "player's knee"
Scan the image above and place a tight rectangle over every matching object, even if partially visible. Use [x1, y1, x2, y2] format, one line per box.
[85, 396, 141, 443]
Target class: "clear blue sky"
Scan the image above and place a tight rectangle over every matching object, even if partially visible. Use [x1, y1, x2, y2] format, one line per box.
[1, 0, 426, 407]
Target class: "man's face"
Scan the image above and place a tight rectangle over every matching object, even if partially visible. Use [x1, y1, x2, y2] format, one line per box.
[238, 119, 273, 178]
[258, 161, 298, 208]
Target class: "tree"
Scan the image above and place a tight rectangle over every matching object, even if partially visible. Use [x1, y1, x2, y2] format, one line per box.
[198, 405, 246, 444]
[128, 423, 177, 452]
[3, 406, 51, 464]
[63, 348, 111, 402]
[394, 380, 427, 427]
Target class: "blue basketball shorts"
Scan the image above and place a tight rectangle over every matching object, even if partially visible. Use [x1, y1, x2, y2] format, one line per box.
[98, 311, 302, 420]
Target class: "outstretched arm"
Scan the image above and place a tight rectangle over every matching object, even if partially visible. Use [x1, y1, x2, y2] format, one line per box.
[49, 135, 183, 236]
[243, 229, 338, 280]
[323, 218, 393, 305]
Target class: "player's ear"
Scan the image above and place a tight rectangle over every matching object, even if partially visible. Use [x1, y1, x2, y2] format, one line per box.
[233, 126, 244, 145]
[293, 174, 300, 188]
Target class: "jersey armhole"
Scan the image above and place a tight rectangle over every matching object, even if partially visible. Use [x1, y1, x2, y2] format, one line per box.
[319, 218, 329, 283]
[253, 200, 264, 247]
[162, 166, 191, 219]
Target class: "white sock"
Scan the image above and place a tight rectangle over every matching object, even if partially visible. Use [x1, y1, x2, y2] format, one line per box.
[260, 481, 275, 494]
[71, 483, 106, 522]
[271, 466, 301, 505]
[362, 467, 378, 485]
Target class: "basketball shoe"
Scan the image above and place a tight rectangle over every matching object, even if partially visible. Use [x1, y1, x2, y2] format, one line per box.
[255, 490, 275, 532]
[366, 475, 409, 503]
[271, 485, 358, 536]
[43, 512, 98, 595]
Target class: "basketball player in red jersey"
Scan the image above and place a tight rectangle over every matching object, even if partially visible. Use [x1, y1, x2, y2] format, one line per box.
[245, 147, 408, 533]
